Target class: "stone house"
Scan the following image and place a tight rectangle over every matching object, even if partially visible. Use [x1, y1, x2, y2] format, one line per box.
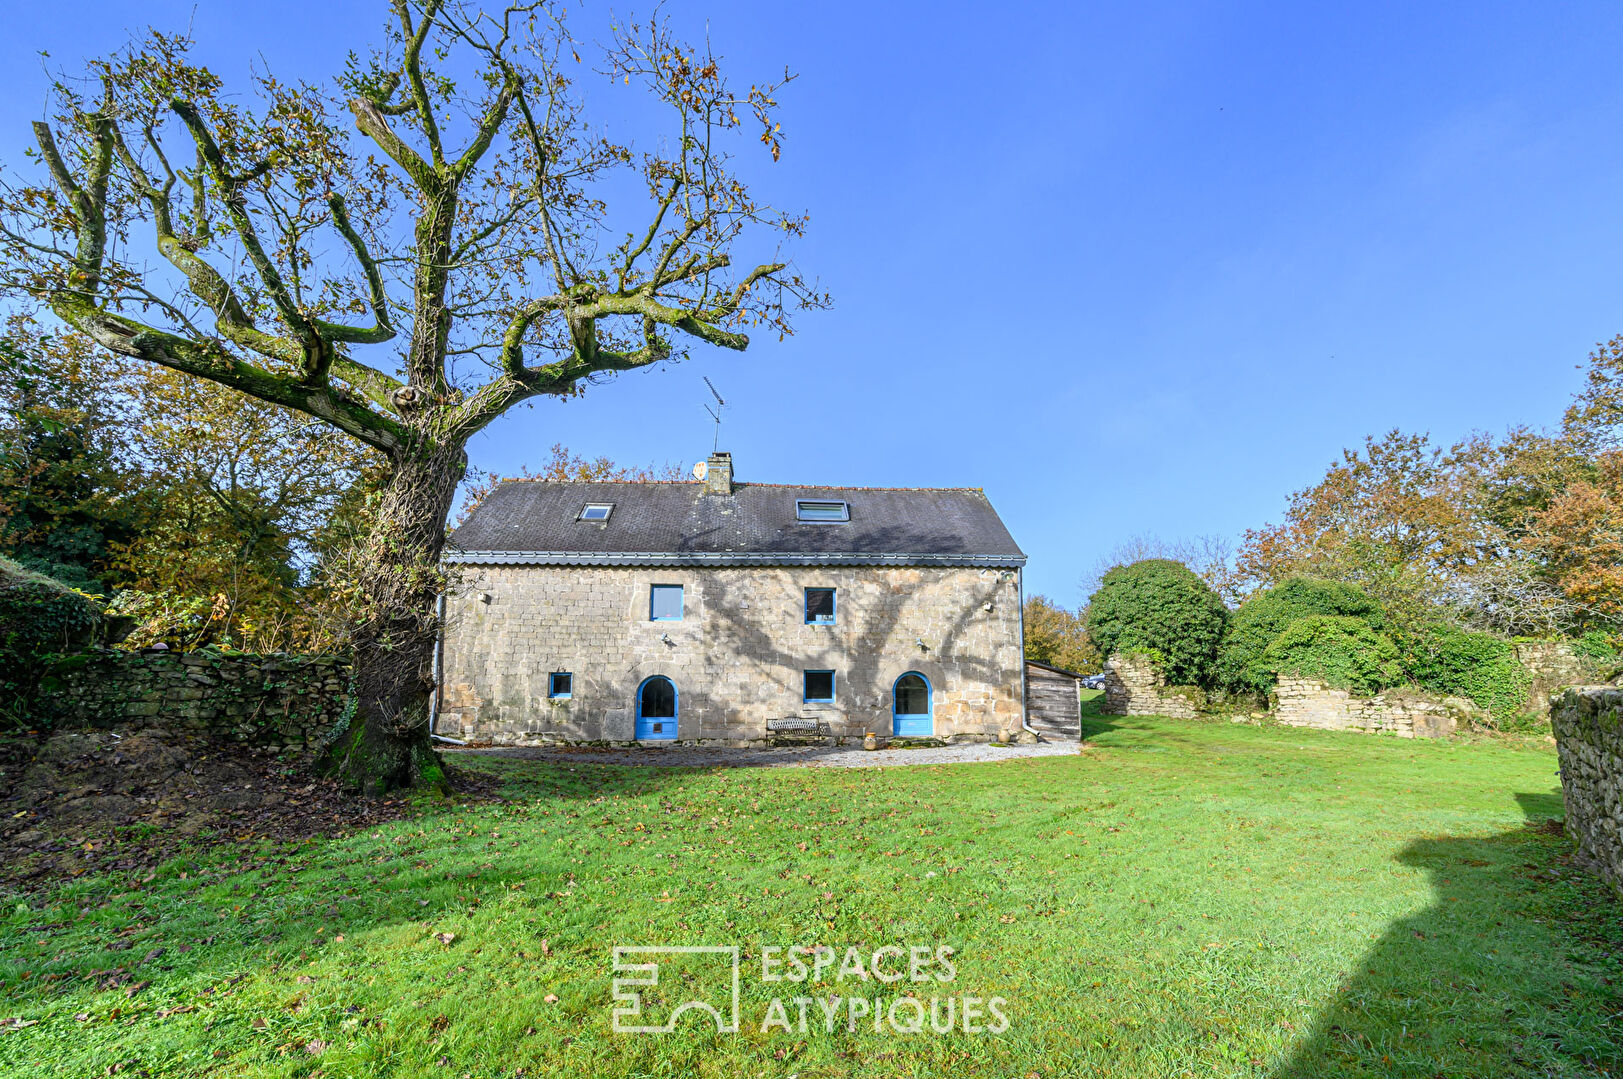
[435, 452, 1030, 745]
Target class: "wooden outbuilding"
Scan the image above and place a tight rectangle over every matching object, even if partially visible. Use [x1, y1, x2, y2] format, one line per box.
[1024, 659, 1085, 740]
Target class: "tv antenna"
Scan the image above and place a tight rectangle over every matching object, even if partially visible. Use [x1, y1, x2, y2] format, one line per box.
[702, 376, 726, 452]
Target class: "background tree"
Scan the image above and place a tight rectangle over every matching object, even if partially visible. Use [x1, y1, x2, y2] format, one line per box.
[0, 325, 150, 592]
[455, 442, 684, 524]
[1082, 532, 1239, 606]
[112, 367, 373, 650]
[0, 6, 823, 792]
[1022, 594, 1099, 674]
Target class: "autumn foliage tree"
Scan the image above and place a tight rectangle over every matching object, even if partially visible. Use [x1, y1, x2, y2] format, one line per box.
[1022, 594, 1099, 674]
[0, 5, 822, 792]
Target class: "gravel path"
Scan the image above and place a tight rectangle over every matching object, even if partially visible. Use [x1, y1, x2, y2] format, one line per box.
[443, 740, 1078, 769]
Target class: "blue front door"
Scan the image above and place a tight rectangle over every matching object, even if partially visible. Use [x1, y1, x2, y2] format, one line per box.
[636, 676, 677, 740]
[892, 673, 932, 737]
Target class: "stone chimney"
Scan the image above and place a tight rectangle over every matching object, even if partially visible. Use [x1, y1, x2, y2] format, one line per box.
[703, 451, 734, 496]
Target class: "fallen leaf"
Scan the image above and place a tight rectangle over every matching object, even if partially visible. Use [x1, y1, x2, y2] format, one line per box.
[436, 932, 457, 946]
[544, 994, 559, 1004]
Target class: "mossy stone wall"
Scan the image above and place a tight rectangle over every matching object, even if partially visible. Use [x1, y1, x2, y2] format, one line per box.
[37, 649, 350, 751]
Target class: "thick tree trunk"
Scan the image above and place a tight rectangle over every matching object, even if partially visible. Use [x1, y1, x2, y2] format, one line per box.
[321, 441, 466, 794]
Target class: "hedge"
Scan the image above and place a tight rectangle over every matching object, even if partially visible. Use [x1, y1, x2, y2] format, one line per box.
[1404, 624, 1532, 726]
[1086, 559, 1228, 685]
[1215, 577, 1383, 695]
[1263, 615, 1402, 695]
[0, 556, 103, 726]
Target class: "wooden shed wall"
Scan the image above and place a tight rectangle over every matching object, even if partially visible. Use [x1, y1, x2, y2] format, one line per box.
[1025, 662, 1081, 739]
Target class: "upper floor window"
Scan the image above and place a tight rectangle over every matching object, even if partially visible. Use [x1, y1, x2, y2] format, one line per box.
[549, 672, 573, 699]
[649, 584, 684, 621]
[578, 503, 614, 521]
[796, 499, 849, 523]
[805, 587, 836, 625]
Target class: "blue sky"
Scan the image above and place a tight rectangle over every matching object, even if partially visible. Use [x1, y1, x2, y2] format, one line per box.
[5, 2, 1623, 603]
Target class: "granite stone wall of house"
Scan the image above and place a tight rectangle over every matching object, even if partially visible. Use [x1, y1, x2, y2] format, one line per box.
[1100, 653, 1201, 719]
[40, 649, 349, 751]
[1273, 678, 1458, 738]
[437, 564, 1025, 745]
[1551, 686, 1623, 894]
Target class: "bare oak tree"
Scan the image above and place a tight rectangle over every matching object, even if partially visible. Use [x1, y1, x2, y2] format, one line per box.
[0, 2, 823, 792]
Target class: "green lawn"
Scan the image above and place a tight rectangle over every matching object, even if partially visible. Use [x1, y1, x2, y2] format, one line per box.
[2, 714, 1619, 1078]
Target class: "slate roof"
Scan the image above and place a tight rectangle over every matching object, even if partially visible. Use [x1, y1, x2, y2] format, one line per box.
[446, 481, 1026, 568]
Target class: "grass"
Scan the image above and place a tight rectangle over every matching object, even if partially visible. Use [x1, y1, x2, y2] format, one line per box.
[1, 711, 1619, 1078]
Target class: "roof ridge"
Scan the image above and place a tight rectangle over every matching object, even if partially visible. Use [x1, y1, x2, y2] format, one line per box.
[493, 478, 987, 492]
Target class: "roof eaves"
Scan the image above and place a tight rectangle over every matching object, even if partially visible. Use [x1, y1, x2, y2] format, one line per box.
[443, 550, 1027, 568]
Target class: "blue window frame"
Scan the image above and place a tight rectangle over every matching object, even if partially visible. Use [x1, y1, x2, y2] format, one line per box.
[649, 584, 684, 621]
[804, 587, 836, 625]
[803, 670, 836, 703]
[796, 499, 850, 522]
[548, 671, 573, 699]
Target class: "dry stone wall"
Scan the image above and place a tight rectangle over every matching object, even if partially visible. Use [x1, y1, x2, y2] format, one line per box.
[1273, 678, 1457, 738]
[1101, 653, 1201, 719]
[1516, 641, 1603, 713]
[39, 650, 349, 751]
[1551, 686, 1623, 894]
[438, 564, 1025, 745]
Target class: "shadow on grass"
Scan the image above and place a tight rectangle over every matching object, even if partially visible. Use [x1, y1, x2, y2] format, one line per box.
[1270, 788, 1623, 1078]
[1078, 715, 1120, 740]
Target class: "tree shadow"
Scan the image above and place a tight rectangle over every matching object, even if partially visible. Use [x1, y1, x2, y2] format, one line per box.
[1268, 788, 1623, 1077]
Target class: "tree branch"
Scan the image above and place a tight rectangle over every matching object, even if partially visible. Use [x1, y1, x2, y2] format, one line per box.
[315, 193, 396, 345]
[171, 99, 311, 344]
[32, 113, 113, 297]
[394, 0, 446, 167]
[51, 296, 405, 452]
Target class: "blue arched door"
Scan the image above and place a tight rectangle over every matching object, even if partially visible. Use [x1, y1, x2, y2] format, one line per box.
[892, 672, 933, 737]
[636, 676, 677, 740]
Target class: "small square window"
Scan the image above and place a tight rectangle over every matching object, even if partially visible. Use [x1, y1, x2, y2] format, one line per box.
[549, 672, 573, 699]
[804, 670, 835, 703]
[796, 499, 849, 522]
[805, 587, 836, 625]
[650, 584, 684, 621]
[578, 503, 613, 521]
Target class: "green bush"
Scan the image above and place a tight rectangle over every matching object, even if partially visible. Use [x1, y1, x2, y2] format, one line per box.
[1404, 624, 1532, 726]
[1572, 629, 1621, 662]
[1215, 577, 1383, 695]
[1085, 559, 1228, 685]
[0, 556, 103, 727]
[1263, 615, 1402, 695]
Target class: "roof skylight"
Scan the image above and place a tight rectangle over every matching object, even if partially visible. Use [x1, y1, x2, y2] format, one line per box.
[796, 499, 850, 522]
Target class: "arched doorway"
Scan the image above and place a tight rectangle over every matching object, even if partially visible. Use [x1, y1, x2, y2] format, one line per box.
[892, 672, 933, 737]
[636, 676, 678, 740]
